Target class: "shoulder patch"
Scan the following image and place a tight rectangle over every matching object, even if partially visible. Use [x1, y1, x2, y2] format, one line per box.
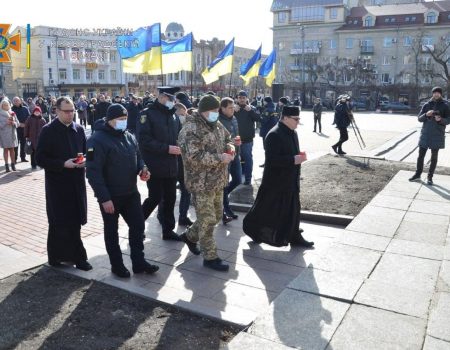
[140, 115, 147, 124]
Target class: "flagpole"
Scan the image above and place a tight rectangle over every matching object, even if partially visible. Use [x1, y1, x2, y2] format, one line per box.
[159, 23, 164, 86]
[190, 34, 194, 101]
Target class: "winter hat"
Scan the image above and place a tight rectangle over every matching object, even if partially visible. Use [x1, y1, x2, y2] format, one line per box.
[432, 86, 443, 95]
[279, 97, 288, 105]
[282, 106, 300, 117]
[106, 103, 128, 121]
[238, 90, 248, 97]
[33, 106, 42, 114]
[198, 95, 220, 113]
[264, 96, 273, 103]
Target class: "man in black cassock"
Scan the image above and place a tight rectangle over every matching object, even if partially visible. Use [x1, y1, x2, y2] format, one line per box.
[36, 96, 92, 271]
[243, 106, 314, 247]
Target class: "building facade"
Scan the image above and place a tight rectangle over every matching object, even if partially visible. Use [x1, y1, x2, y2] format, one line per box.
[272, 0, 450, 107]
[9, 26, 125, 99]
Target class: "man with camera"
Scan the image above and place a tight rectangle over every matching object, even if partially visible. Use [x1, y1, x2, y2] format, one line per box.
[409, 87, 450, 185]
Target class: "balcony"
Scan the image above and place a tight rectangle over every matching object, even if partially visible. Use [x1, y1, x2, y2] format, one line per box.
[360, 46, 374, 54]
[290, 47, 320, 55]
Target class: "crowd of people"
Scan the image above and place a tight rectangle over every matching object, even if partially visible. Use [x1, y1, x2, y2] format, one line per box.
[1, 85, 448, 277]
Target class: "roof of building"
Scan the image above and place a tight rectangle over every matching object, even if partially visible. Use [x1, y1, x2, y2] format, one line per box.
[271, 0, 344, 11]
[165, 22, 184, 33]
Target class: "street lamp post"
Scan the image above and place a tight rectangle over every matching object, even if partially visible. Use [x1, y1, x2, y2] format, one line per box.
[301, 25, 305, 107]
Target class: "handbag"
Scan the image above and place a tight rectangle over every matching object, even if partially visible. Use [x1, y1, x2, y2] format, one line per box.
[25, 140, 33, 155]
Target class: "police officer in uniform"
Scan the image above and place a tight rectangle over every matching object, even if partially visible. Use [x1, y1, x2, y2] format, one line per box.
[86, 104, 159, 278]
[139, 86, 182, 241]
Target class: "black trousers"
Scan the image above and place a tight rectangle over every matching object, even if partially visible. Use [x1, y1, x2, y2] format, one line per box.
[416, 147, 439, 179]
[15, 127, 26, 161]
[142, 177, 177, 234]
[333, 127, 349, 150]
[47, 224, 87, 263]
[314, 114, 322, 132]
[100, 192, 145, 269]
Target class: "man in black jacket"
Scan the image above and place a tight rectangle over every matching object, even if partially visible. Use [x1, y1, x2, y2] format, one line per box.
[331, 96, 351, 155]
[95, 94, 111, 120]
[86, 104, 159, 278]
[139, 86, 182, 241]
[125, 95, 141, 134]
[12, 96, 31, 162]
[409, 86, 450, 185]
[234, 90, 260, 185]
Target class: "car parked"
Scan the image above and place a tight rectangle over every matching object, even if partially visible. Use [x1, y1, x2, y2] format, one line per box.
[381, 101, 412, 111]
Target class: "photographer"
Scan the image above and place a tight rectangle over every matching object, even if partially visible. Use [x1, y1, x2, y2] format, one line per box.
[409, 87, 450, 185]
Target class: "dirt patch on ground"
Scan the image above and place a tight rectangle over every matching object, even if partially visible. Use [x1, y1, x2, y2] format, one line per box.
[300, 154, 450, 216]
[0, 267, 240, 350]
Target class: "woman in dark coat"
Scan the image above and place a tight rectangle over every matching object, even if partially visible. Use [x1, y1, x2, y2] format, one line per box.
[243, 106, 314, 247]
[35, 96, 92, 270]
[409, 87, 450, 185]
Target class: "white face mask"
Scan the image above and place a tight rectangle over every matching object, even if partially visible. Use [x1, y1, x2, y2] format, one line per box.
[207, 111, 219, 123]
[165, 101, 174, 109]
[114, 119, 127, 131]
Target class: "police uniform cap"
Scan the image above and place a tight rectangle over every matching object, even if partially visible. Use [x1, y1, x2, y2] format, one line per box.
[158, 86, 181, 99]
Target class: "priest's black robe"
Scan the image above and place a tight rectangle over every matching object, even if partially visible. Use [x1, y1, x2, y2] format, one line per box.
[35, 118, 88, 262]
[243, 121, 301, 247]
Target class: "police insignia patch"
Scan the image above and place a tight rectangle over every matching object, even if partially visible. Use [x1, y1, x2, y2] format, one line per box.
[140, 115, 147, 124]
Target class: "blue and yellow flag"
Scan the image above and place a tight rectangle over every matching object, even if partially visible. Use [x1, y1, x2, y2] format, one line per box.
[259, 49, 276, 87]
[162, 33, 193, 74]
[117, 23, 162, 75]
[240, 45, 261, 86]
[202, 38, 234, 85]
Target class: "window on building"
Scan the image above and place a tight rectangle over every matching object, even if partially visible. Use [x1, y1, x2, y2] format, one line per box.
[174, 72, 179, 80]
[330, 8, 338, 19]
[86, 69, 93, 80]
[278, 41, 285, 51]
[403, 54, 411, 65]
[390, 18, 396, 23]
[71, 48, 80, 61]
[405, 17, 410, 22]
[98, 50, 106, 61]
[85, 48, 93, 61]
[411, 16, 416, 21]
[353, 20, 358, 24]
[403, 73, 410, 84]
[346, 38, 353, 49]
[58, 69, 67, 80]
[423, 37, 434, 45]
[110, 52, 116, 63]
[291, 6, 325, 22]
[384, 37, 393, 47]
[73, 69, 81, 80]
[404, 36, 412, 46]
[330, 39, 337, 49]
[384, 18, 390, 23]
[382, 56, 390, 65]
[111, 70, 117, 80]
[278, 12, 286, 23]
[98, 70, 105, 80]
[382, 73, 390, 83]
[57, 47, 66, 60]
[47, 46, 51, 59]
[364, 16, 373, 27]
[48, 68, 53, 80]
[426, 12, 437, 24]
[448, 14, 450, 20]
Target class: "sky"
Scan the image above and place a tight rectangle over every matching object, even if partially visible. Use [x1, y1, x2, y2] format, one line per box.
[1, 0, 274, 54]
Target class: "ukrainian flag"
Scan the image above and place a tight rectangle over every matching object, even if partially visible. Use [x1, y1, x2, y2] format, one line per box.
[240, 45, 262, 86]
[202, 38, 234, 85]
[259, 49, 276, 87]
[162, 33, 193, 74]
[117, 23, 162, 75]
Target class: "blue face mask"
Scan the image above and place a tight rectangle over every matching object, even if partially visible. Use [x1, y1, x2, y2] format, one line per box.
[114, 119, 127, 131]
[207, 111, 219, 123]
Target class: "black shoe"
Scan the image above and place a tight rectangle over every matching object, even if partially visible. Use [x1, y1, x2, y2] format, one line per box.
[203, 258, 229, 272]
[5, 164, 10, 173]
[291, 234, 315, 248]
[226, 211, 238, 220]
[313, 130, 316, 132]
[409, 174, 421, 182]
[162, 231, 183, 241]
[133, 261, 159, 274]
[331, 145, 339, 154]
[76, 260, 93, 271]
[48, 260, 62, 267]
[427, 178, 433, 186]
[222, 214, 233, 225]
[21, 159, 28, 162]
[180, 233, 201, 255]
[10, 163, 16, 171]
[31, 166, 37, 170]
[243, 180, 251, 185]
[338, 150, 346, 155]
[178, 217, 194, 226]
[111, 265, 131, 278]
[259, 163, 265, 168]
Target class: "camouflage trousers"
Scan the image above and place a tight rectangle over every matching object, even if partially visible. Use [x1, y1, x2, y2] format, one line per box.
[186, 190, 223, 260]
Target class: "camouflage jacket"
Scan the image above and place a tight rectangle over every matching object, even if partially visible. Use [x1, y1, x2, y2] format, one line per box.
[178, 111, 233, 193]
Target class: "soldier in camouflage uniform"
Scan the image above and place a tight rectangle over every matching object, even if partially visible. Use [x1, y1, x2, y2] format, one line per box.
[178, 95, 234, 272]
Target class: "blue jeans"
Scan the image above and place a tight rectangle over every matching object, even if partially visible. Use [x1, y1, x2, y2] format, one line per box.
[240, 141, 253, 183]
[223, 155, 242, 214]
